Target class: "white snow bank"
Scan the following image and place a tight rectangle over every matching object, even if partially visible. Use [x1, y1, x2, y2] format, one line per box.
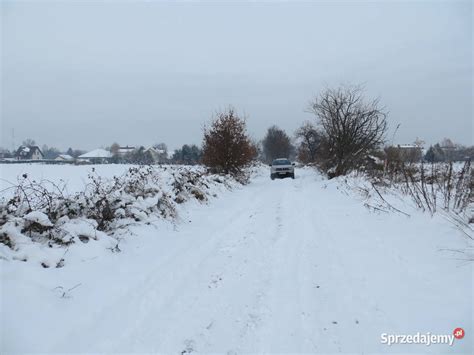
[23, 211, 53, 227]
[0, 164, 258, 268]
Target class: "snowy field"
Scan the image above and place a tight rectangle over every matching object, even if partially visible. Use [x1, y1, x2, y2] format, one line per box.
[1, 163, 472, 353]
[0, 163, 174, 194]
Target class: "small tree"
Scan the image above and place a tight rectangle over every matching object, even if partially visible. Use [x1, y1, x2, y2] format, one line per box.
[425, 146, 436, 163]
[440, 138, 455, 149]
[425, 143, 446, 162]
[295, 121, 322, 164]
[309, 85, 388, 177]
[202, 107, 256, 174]
[110, 142, 120, 157]
[261, 125, 294, 163]
[22, 138, 36, 146]
[126, 146, 154, 165]
[0, 147, 12, 158]
[172, 144, 202, 165]
[41, 145, 60, 160]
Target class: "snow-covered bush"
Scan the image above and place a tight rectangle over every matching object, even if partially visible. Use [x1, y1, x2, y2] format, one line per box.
[1, 174, 71, 224]
[342, 160, 473, 239]
[381, 161, 472, 216]
[0, 165, 245, 266]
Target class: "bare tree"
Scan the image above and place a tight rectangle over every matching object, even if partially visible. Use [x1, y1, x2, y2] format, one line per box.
[202, 107, 256, 174]
[22, 138, 36, 147]
[440, 138, 455, 149]
[126, 146, 154, 165]
[110, 142, 120, 156]
[261, 125, 294, 163]
[440, 137, 457, 161]
[309, 85, 388, 177]
[295, 121, 322, 164]
[41, 145, 60, 159]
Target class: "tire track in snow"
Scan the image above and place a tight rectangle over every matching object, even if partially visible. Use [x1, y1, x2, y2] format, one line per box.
[54, 182, 264, 352]
[133, 177, 281, 353]
[250, 178, 313, 353]
[12, 168, 471, 354]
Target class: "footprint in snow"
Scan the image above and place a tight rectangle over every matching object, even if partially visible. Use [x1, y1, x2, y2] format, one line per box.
[208, 275, 223, 289]
[181, 339, 195, 354]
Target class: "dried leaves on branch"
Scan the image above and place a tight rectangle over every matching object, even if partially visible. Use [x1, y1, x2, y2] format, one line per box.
[202, 107, 257, 175]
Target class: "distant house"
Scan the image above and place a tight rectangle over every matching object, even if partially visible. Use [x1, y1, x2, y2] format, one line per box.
[117, 146, 136, 157]
[78, 148, 112, 164]
[396, 144, 423, 150]
[0, 149, 12, 160]
[55, 154, 74, 162]
[15, 145, 44, 160]
[144, 146, 166, 163]
[396, 144, 424, 163]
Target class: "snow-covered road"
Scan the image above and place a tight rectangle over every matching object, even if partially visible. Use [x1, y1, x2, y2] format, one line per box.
[2, 167, 472, 353]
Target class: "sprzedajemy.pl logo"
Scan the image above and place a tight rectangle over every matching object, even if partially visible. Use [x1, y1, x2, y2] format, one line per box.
[381, 328, 465, 347]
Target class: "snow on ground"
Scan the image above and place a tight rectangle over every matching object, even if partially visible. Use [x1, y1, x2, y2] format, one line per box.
[1, 164, 472, 353]
[0, 163, 163, 194]
[0, 163, 245, 268]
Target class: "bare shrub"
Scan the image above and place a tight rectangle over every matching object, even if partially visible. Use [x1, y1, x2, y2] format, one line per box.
[369, 160, 473, 220]
[0, 231, 14, 248]
[294, 121, 322, 164]
[83, 169, 121, 230]
[308, 85, 388, 177]
[172, 170, 209, 204]
[0, 164, 249, 254]
[157, 194, 176, 218]
[396, 161, 472, 215]
[2, 174, 70, 223]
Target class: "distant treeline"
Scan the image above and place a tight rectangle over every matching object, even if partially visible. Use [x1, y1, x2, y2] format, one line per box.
[1, 85, 472, 176]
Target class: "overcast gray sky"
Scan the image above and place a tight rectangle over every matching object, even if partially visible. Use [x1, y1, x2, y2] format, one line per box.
[1, 0, 472, 151]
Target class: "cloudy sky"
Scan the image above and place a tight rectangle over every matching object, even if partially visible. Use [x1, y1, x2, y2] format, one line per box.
[1, 0, 472, 151]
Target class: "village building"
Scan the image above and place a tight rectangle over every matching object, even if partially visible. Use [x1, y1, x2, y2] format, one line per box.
[78, 148, 112, 164]
[55, 154, 75, 162]
[144, 146, 167, 163]
[15, 146, 44, 160]
[117, 146, 136, 157]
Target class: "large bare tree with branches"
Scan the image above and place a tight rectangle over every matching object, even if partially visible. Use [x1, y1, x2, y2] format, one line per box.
[309, 85, 388, 177]
[202, 107, 256, 174]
